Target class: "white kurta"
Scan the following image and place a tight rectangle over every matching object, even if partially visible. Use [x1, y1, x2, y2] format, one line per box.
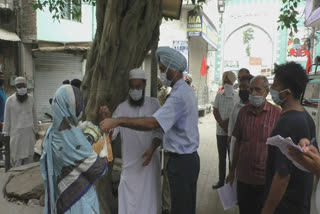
[112, 96, 162, 214]
[3, 94, 39, 163]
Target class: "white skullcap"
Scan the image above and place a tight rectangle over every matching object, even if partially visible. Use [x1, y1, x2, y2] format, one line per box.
[186, 74, 193, 82]
[15, 77, 26, 85]
[129, 68, 146, 80]
[156, 47, 187, 72]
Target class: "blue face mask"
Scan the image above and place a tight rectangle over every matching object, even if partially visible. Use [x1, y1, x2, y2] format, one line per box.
[160, 71, 172, 87]
[270, 88, 289, 105]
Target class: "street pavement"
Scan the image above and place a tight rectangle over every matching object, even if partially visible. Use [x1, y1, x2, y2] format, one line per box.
[0, 167, 43, 214]
[196, 113, 239, 214]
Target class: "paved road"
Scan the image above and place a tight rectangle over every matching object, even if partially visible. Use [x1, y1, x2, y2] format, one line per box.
[196, 113, 239, 214]
[196, 113, 318, 214]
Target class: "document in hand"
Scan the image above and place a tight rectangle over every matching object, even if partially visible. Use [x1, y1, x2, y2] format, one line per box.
[266, 135, 308, 172]
[217, 183, 237, 210]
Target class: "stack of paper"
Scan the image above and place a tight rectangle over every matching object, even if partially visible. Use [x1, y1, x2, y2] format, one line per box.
[266, 135, 308, 172]
[217, 183, 237, 210]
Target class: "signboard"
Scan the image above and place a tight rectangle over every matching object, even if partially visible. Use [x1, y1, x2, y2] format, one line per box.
[173, 40, 189, 73]
[187, 14, 218, 50]
[287, 27, 310, 62]
[249, 57, 262, 66]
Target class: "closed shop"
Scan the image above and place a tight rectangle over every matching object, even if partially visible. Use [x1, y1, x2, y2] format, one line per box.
[33, 52, 84, 121]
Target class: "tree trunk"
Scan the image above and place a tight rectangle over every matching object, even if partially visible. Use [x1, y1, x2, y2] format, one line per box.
[82, 0, 162, 123]
[82, 1, 162, 214]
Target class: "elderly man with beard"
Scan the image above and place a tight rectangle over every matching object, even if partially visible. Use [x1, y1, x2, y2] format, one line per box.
[106, 68, 162, 214]
[3, 77, 39, 167]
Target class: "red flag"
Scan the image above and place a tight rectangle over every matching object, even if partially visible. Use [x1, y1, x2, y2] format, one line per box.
[305, 50, 311, 74]
[200, 56, 207, 77]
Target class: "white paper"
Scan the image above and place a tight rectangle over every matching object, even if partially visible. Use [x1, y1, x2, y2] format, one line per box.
[266, 135, 308, 172]
[217, 183, 237, 210]
[99, 134, 109, 159]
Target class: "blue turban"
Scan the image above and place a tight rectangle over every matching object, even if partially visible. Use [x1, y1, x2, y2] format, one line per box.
[156, 46, 187, 72]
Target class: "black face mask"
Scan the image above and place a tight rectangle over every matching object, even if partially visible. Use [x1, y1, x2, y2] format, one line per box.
[239, 90, 250, 103]
[0, 79, 4, 86]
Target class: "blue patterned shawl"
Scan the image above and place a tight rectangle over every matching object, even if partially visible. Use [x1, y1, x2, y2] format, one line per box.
[40, 85, 107, 214]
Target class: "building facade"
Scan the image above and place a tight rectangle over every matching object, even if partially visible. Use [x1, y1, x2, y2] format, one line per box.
[156, 1, 220, 111]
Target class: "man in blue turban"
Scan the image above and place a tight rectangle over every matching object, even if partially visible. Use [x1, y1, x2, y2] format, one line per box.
[100, 47, 200, 214]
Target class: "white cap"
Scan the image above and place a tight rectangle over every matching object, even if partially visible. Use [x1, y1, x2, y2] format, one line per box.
[129, 68, 146, 80]
[15, 77, 26, 85]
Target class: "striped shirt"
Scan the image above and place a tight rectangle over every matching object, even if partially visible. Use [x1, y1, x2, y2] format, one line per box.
[213, 90, 239, 136]
[233, 102, 281, 185]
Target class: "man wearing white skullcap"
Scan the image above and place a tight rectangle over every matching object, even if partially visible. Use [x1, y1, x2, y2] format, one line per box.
[100, 68, 162, 214]
[3, 76, 39, 167]
[100, 47, 200, 214]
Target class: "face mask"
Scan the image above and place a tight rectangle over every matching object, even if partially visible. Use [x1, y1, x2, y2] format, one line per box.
[160, 71, 172, 87]
[224, 84, 233, 92]
[270, 88, 288, 105]
[16, 87, 27, 96]
[224, 84, 233, 97]
[129, 89, 143, 101]
[0, 79, 4, 86]
[239, 90, 250, 103]
[249, 95, 265, 107]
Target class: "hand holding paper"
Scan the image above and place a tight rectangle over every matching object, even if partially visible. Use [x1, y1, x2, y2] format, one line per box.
[266, 135, 308, 171]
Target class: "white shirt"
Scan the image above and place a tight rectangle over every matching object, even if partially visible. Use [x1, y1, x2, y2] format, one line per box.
[228, 101, 246, 138]
[213, 90, 239, 136]
[228, 101, 246, 163]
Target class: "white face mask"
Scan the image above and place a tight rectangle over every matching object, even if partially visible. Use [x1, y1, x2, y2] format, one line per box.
[249, 95, 265, 107]
[224, 84, 233, 96]
[16, 87, 27, 96]
[129, 89, 143, 101]
[160, 70, 172, 87]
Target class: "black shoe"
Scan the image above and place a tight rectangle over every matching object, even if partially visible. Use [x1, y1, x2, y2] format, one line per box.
[212, 182, 224, 189]
[162, 210, 170, 214]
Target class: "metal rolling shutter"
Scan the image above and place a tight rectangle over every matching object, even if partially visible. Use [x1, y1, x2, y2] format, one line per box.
[34, 52, 83, 122]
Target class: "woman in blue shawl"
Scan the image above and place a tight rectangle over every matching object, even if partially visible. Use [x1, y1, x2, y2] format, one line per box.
[40, 85, 107, 214]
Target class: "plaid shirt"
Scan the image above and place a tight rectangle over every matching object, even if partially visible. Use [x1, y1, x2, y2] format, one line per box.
[233, 102, 281, 185]
[213, 90, 239, 136]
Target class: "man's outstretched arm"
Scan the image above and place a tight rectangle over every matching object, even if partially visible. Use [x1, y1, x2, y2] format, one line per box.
[100, 117, 160, 133]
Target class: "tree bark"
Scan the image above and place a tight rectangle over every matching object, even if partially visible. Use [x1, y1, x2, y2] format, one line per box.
[82, 0, 162, 123]
[82, 1, 162, 214]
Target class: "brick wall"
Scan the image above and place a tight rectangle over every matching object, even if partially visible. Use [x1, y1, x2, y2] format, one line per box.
[20, 0, 36, 42]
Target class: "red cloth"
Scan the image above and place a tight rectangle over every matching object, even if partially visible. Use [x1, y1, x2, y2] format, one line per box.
[200, 56, 207, 77]
[305, 50, 311, 74]
[232, 102, 281, 185]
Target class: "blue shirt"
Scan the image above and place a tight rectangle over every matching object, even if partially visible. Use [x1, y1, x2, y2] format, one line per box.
[0, 88, 6, 122]
[153, 79, 199, 154]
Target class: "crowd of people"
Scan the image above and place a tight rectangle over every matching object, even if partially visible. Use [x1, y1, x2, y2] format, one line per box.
[1, 46, 320, 214]
[214, 62, 318, 214]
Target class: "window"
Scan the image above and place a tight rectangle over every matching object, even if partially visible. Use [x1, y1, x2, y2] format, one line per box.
[62, 0, 81, 22]
[302, 79, 320, 108]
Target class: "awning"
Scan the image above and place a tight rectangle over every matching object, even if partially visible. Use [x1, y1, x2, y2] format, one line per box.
[0, 28, 21, 42]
